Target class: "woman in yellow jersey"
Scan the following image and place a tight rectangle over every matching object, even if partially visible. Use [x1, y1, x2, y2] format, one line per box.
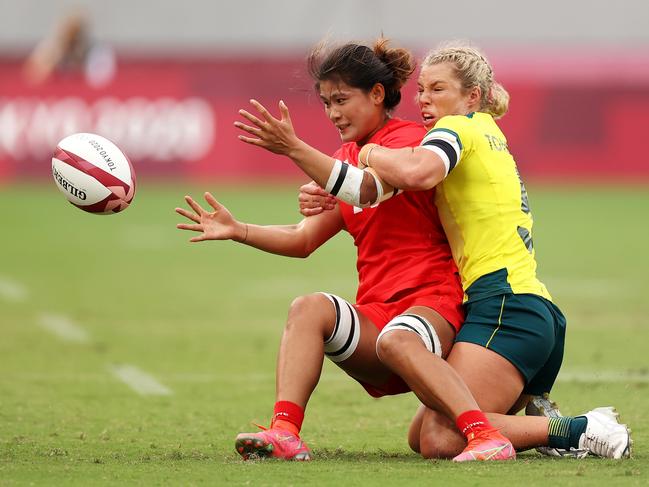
[351, 42, 630, 460]
[240, 41, 632, 460]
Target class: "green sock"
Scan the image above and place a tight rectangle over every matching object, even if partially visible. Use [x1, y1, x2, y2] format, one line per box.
[548, 416, 588, 449]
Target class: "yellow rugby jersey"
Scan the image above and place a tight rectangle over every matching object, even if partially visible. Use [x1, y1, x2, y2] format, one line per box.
[421, 112, 551, 303]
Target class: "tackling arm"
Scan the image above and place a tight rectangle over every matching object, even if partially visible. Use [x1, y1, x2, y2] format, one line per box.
[359, 143, 448, 191]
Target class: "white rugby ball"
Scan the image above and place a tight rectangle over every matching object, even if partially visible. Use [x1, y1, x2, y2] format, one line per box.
[52, 133, 136, 214]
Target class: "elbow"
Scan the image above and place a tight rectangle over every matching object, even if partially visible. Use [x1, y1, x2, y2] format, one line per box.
[285, 249, 311, 259]
[400, 165, 441, 191]
[296, 249, 313, 259]
[296, 241, 317, 258]
[396, 150, 445, 190]
[290, 222, 320, 258]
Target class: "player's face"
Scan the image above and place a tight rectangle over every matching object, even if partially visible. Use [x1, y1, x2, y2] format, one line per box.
[416, 62, 476, 129]
[319, 79, 385, 144]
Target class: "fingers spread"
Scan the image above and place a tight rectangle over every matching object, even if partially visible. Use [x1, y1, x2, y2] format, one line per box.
[175, 207, 200, 223]
[238, 135, 265, 146]
[279, 100, 291, 122]
[204, 192, 222, 211]
[250, 99, 274, 123]
[176, 223, 204, 232]
[184, 195, 205, 215]
[238, 109, 264, 127]
[234, 121, 262, 136]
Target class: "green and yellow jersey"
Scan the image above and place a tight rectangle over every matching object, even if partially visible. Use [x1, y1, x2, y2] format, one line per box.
[420, 111, 551, 303]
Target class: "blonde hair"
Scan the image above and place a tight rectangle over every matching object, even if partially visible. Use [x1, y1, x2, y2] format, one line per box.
[422, 42, 509, 119]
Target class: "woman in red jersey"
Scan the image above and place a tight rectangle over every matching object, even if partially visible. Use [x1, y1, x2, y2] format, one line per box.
[177, 39, 514, 462]
[244, 42, 631, 462]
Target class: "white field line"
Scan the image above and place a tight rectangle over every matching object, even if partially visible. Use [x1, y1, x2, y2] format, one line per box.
[109, 364, 172, 396]
[556, 370, 649, 383]
[3, 369, 648, 385]
[38, 313, 90, 343]
[0, 276, 28, 302]
[167, 369, 649, 385]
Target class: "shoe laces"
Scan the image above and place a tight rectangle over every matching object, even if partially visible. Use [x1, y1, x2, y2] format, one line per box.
[583, 432, 613, 456]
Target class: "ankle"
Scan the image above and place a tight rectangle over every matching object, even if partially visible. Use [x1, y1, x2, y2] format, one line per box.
[547, 416, 587, 450]
[456, 410, 492, 439]
[271, 400, 304, 436]
[273, 419, 300, 437]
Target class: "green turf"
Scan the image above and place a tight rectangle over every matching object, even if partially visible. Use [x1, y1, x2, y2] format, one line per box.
[1, 183, 647, 486]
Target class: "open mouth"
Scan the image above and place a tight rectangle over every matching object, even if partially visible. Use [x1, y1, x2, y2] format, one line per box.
[421, 114, 436, 126]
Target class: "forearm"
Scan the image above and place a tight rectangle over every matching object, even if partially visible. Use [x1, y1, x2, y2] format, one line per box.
[364, 145, 446, 191]
[239, 222, 314, 258]
[287, 141, 378, 207]
[286, 139, 339, 189]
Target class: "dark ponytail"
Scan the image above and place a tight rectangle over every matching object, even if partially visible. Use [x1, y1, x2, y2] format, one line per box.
[308, 38, 415, 111]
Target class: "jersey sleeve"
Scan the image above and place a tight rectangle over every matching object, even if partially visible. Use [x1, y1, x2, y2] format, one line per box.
[420, 115, 475, 176]
[381, 121, 427, 149]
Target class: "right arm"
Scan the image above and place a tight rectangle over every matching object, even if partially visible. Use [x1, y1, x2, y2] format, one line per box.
[359, 144, 448, 191]
[175, 192, 343, 258]
[357, 121, 465, 192]
[236, 100, 380, 206]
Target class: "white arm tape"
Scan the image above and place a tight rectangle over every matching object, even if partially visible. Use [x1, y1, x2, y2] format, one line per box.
[324, 159, 366, 207]
[324, 159, 343, 193]
[367, 168, 384, 204]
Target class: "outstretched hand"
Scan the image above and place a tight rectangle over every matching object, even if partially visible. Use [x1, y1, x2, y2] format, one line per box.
[235, 99, 300, 156]
[298, 181, 337, 216]
[175, 192, 246, 243]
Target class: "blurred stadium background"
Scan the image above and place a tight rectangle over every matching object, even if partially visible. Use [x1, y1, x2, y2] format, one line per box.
[1, 1, 648, 484]
[2, 0, 649, 182]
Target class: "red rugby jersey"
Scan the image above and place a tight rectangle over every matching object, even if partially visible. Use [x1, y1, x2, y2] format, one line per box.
[335, 118, 460, 304]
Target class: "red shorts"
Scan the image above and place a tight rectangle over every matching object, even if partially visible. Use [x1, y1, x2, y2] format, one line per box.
[352, 283, 465, 398]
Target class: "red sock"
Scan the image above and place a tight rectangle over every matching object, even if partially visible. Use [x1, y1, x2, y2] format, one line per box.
[456, 410, 492, 439]
[271, 400, 304, 437]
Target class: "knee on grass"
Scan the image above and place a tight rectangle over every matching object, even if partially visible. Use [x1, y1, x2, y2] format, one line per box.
[417, 410, 465, 459]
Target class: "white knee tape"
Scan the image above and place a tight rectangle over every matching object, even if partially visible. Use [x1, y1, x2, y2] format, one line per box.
[320, 292, 361, 363]
[377, 314, 442, 357]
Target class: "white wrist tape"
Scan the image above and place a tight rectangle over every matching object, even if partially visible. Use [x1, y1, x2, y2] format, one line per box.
[324, 159, 366, 207]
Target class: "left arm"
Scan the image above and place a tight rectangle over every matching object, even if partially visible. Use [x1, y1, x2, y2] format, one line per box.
[358, 144, 448, 191]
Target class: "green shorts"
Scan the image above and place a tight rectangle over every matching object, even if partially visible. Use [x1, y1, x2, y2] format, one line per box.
[456, 293, 566, 395]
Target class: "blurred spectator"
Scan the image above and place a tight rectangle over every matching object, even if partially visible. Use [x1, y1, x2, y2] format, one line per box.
[23, 10, 116, 88]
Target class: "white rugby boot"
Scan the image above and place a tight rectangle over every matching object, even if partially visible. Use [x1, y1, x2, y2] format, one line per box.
[579, 407, 632, 459]
[525, 394, 589, 458]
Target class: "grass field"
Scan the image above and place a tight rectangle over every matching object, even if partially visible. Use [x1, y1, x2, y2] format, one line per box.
[1, 182, 648, 486]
